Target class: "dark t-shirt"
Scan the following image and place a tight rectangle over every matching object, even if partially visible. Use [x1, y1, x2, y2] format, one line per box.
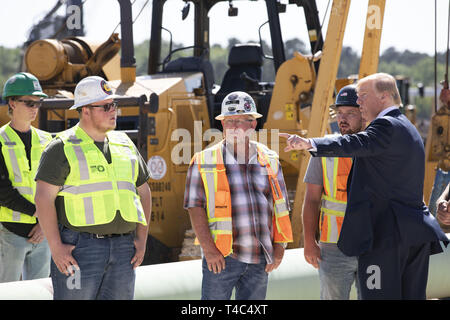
[0, 128, 38, 238]
[35, 135, 150, 235]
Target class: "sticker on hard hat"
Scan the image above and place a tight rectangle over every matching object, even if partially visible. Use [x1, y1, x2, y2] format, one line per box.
[227, 94, 238, 101]
[101, 80, 113, 95]
[225, 100, 239, 105]
[33, 80, 41, 91]
[148, 156, 167, 180]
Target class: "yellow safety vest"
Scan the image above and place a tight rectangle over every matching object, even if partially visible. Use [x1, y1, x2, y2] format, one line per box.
[195, 140, 293, 257]
[0, 123, 52, 223]
[57, 125, 147, 227]
[320, 157, 352, 243]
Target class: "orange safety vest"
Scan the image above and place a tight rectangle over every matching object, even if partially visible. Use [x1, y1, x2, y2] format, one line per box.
[319, 157, 352, 243]
[194, 141, 293, 257]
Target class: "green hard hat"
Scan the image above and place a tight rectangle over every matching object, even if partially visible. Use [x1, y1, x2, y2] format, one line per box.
[2, 72, 48, 100]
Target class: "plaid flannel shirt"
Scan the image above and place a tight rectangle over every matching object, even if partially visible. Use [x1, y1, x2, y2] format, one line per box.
[183, 141, 290, 264]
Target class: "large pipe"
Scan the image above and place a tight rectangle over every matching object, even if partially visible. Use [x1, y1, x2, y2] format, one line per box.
[1, 240, 449, 300]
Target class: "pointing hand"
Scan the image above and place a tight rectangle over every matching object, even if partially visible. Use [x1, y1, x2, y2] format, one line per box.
[279, 133, 312, 152]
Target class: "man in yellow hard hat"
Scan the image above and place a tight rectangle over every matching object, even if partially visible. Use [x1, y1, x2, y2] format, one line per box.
[0, 72, 52, 283]
[35, 76, 151, 300]
[184, 91, 293, 300]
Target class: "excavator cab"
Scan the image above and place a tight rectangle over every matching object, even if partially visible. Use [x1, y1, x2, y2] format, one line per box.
[148, 0, 324, 132]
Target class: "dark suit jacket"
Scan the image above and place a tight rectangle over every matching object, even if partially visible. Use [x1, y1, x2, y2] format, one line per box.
[311, 109, 449, 256]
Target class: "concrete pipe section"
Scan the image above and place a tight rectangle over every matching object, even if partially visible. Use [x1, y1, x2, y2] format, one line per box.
[0, 239, 449, 300]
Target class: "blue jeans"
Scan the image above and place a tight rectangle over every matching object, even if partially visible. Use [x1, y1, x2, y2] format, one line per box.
[51, 225, 136, 300]
[0, 223, 51, 282]
[201, 256, 268, 300]
[318, 242, 360, 300]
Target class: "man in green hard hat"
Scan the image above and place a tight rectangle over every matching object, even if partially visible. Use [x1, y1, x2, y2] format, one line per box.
[0, 72, 53, 282]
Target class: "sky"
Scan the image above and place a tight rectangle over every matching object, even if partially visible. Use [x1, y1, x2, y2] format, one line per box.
[0, 0, 449, 56]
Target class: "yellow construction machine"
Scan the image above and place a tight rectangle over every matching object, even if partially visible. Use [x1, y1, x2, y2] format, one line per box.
[6, 0, 394, 263]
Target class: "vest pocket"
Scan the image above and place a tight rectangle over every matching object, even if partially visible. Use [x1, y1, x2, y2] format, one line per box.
[214, 190, 231, 218]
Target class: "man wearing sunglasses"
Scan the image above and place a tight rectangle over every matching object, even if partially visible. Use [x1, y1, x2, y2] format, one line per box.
[35, 76, 151, 300]
[0, 72, 53, 282]
[184, 91, 293, 300]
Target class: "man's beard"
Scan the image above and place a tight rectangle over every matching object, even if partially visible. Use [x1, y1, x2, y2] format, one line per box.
[339, 122, 362, 135]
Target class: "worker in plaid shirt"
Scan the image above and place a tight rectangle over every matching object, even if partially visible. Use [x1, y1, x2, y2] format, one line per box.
[184, 91, 292, 300]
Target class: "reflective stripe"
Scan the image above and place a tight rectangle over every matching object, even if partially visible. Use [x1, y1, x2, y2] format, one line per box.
[0, 131, 11, 143]
[328, 215, 338, 243]
[131, 159, 136, 182]
[12, 211, 21, 222]
[134, 196, 144, 222]
[275, 200, 288, 214]
[83, 197, 95, 225]
[72, 145, 90, 181]
[62, 181, 113, 194]
[321, 198, 347, 214]
[199, 164, 217, 169]
[209, 219, 232, 231]
[36, 130, 50, 146]
[1, 129, 23, 183]
[202, 150, 217, 219]
[270, 178, 280, 198]
[67, 138, 82, 144]
[323, 157, 337, 196]
[117, 181, 136, 193]
[8, 148, 22, 183]
[16, 186, 33, 195]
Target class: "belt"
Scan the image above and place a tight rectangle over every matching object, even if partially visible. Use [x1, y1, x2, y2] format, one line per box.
[58, 225, 134, 239]
[83, 232, 134, 239]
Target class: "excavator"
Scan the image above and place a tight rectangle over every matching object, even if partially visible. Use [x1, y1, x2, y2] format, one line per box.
[5, 0, 440, 264]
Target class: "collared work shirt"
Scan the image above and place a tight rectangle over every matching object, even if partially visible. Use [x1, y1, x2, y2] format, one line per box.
[183, 142, 290, 264]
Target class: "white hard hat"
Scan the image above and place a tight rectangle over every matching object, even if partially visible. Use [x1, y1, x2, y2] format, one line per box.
[69, 76, 120, 110]
[216, 91, 262, 120]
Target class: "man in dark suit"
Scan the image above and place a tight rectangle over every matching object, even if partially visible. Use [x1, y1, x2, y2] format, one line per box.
[280, 73, 449, 299]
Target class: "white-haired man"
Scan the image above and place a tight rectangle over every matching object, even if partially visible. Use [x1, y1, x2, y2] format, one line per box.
[184, 91, 293, 300]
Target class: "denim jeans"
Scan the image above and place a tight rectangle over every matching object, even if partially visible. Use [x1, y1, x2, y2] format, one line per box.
[201, 256, 268, 300]
[0, 223, 51, 283]
[51, 225, 136, 300]
[318, 242, 360, 300]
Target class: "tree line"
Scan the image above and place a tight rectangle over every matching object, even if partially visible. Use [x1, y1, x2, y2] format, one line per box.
[1, 38, 448, 120]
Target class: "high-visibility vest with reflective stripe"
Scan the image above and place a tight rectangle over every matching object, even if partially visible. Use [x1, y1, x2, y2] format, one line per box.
[195, 141, 293, 257]
[319, 157, 352, 243]
[57, 125, 147, 227]
[0, 123, 52, 223]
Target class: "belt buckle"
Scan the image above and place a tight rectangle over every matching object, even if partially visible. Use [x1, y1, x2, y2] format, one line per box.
[95, 234, 106, 239]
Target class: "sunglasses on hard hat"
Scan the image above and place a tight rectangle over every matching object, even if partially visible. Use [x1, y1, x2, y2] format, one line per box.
[15, 99, 43, 108]
[88, 102, 118, 112]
